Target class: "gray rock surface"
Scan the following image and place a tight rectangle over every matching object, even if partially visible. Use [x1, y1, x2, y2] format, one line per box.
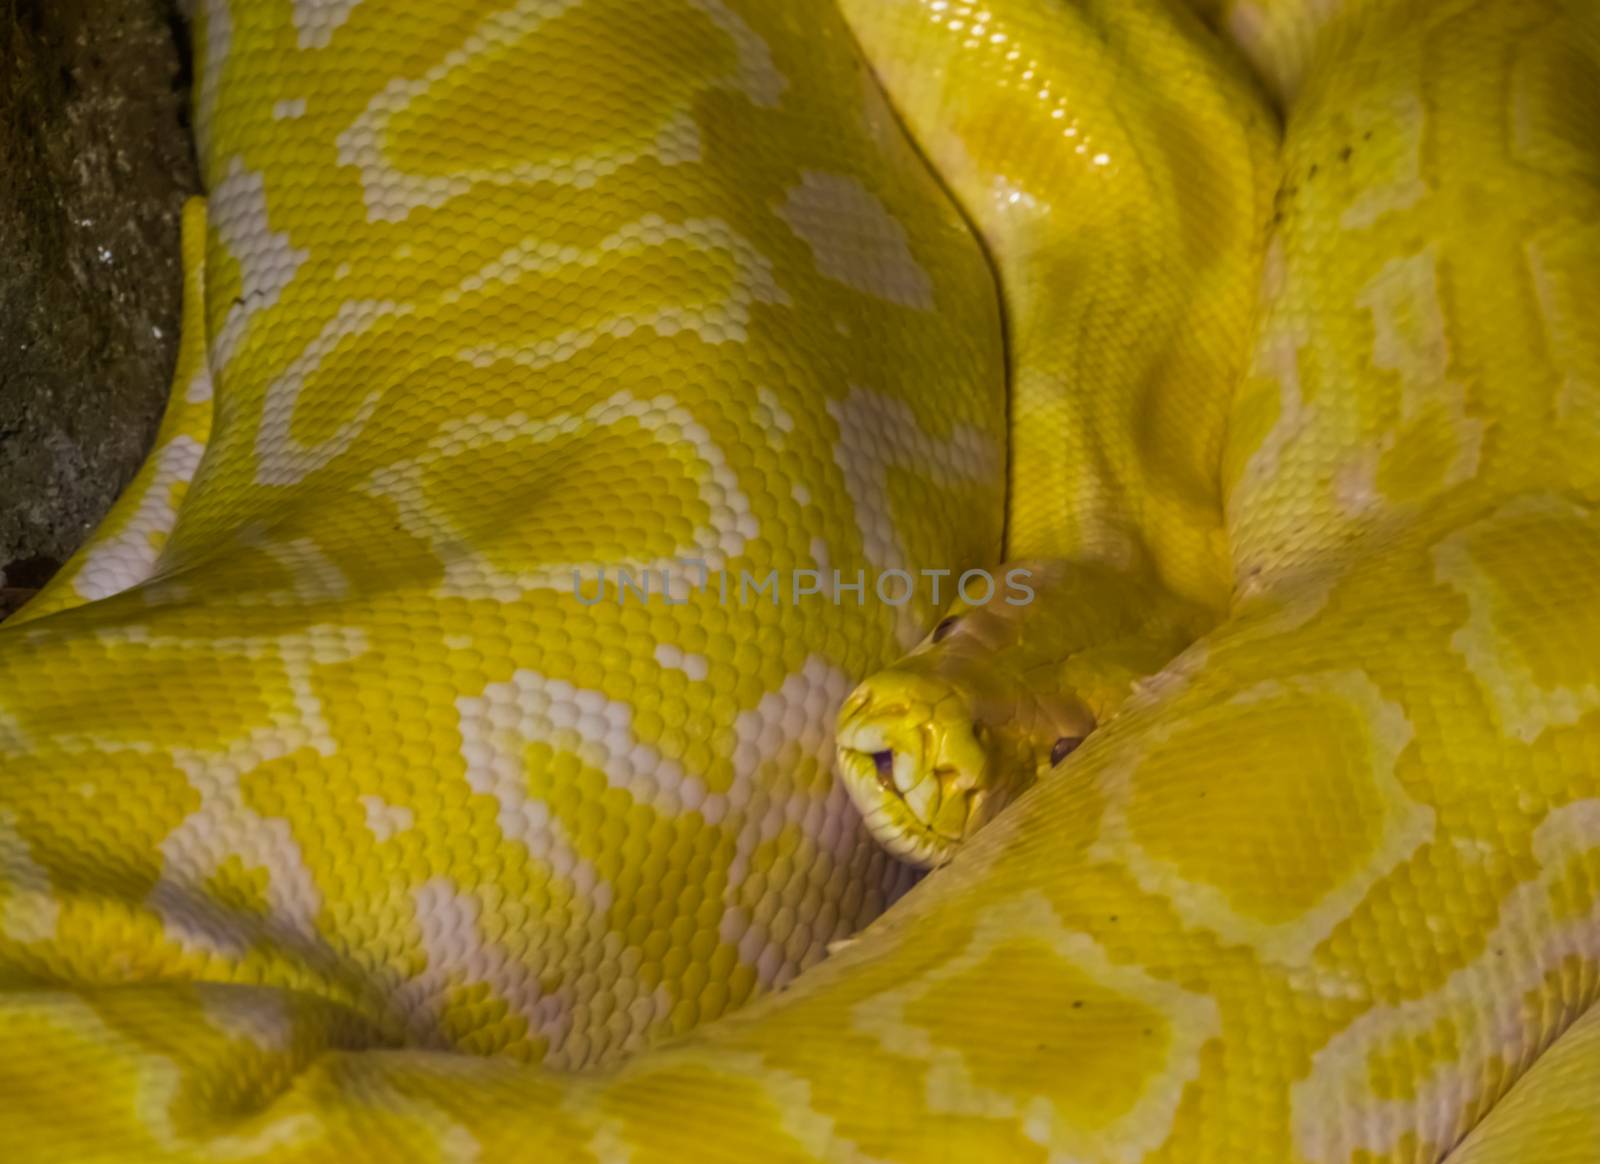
[0, 0, 198, 616]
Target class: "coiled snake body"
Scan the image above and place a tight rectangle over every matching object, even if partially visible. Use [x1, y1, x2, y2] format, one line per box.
[1, 0, 1598, 1160]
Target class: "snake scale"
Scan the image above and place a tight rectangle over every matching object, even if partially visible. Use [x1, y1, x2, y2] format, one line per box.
[1, 0, 1598, 1159]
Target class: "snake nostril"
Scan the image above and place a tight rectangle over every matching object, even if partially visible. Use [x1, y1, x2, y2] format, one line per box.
[871, 750, 895, 789]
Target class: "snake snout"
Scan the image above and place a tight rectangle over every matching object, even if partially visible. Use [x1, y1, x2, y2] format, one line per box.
[834, 670, 996, 867]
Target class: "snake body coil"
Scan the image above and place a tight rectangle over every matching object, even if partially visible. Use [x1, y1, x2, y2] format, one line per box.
[1, 0, 1598, 1160]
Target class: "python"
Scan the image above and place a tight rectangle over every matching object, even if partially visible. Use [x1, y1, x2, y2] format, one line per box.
[0, 0, 1597, 1159]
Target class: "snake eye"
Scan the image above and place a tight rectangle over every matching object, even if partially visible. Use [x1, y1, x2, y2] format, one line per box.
[1050, 736, 1083, 766]
[871, 750, 895, 789]
[932, 616, 960, 643]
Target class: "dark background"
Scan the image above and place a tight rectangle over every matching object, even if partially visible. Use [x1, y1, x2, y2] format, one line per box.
[0, 0, 197, 615]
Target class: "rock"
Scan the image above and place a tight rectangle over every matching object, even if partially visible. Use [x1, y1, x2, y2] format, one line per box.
[0, 0, 198, 616]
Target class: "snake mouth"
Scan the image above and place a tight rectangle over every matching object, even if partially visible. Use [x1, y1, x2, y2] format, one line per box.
[869, 748, 896, 791]
[836, 743, 972, 867]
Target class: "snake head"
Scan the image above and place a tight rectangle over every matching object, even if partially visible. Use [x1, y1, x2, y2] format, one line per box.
[835, 574, 1099, 868]
[835, 669, 1011, 868]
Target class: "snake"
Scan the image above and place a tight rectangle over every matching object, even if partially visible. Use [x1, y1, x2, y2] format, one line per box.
[0, 0, 1597, 1159]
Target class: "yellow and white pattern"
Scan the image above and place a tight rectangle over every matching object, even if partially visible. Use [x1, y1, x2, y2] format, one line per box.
[1, 0, 1597, 1160]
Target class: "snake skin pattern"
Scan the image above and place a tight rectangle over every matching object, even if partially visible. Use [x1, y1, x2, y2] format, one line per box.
[2, 0, 1598, 1159]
